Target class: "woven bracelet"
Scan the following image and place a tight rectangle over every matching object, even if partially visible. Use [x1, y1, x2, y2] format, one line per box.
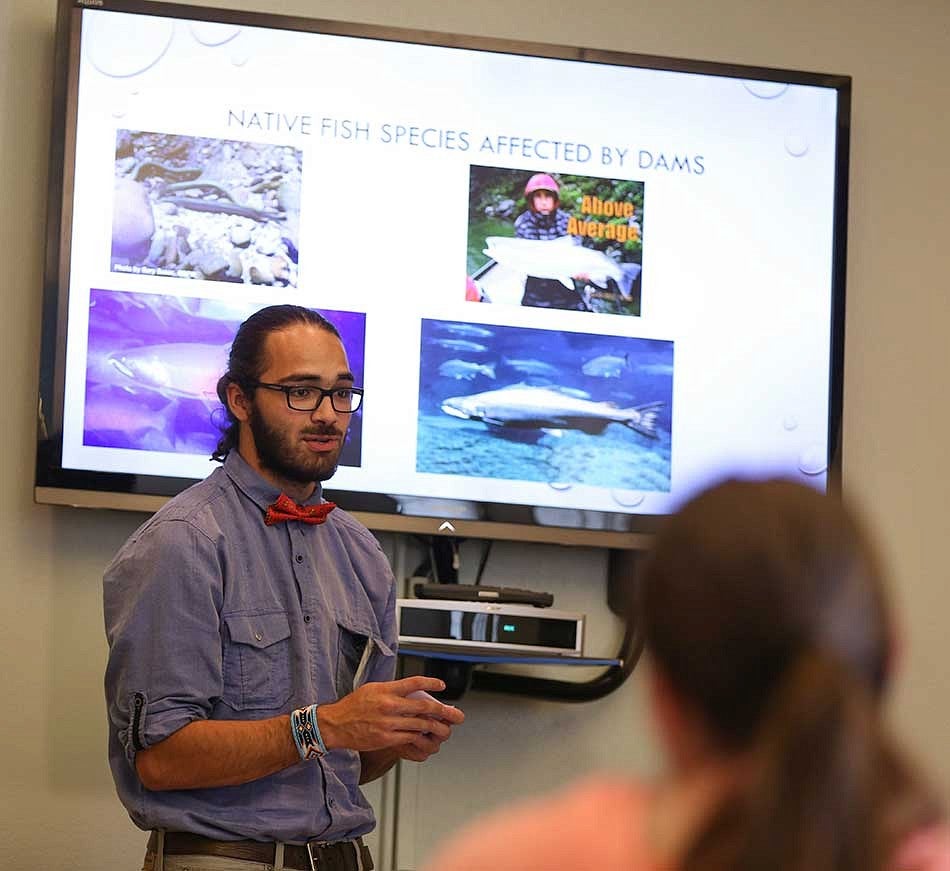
[290, 704, 327, 761]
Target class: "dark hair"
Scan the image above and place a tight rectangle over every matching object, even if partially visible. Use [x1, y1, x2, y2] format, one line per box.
[211, 305, 341, 462]
[640, 478, 942, 871]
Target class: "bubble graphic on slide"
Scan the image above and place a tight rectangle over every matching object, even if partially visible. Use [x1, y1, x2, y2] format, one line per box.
[743, 81, 789, 100]
[783, 415, 799, 431]
[611, 489, 645, 508]
[110, 88, 139, 119]
[798, 444, 827, 476]
[231, 42, 252, 67]
[190, 22, 242, 46]
[548, 481, 573, 492]
[784, 134, 809, 157]
[88, 17, 174, 78]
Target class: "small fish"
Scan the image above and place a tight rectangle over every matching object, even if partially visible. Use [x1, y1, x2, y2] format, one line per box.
[432, 338, 488, 353]
[440, 323, 495, 338]
[638, 362, 674, 376]
[159, 196, 285, 223]
[553, 386, 591, 399]
[438, 359, 497, 380]
[582, 354, 630, 378]
[484, 235, 642, 298]
[440, 383, 663, 439]
[503, 357, 561, 378]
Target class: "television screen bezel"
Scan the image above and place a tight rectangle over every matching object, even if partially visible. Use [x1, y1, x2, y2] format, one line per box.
[35, 0, 849, 549]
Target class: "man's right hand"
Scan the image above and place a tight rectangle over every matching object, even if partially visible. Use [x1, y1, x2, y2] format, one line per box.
[317, 676, 465, 753]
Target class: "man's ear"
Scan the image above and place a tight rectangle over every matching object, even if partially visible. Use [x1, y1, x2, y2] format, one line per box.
[226, 381, 251, 423]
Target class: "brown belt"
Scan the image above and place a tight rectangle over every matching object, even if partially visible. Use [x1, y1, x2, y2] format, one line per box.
[158, 831, 374, 871]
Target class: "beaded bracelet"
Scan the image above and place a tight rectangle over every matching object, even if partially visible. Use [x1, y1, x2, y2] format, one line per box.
[290, 704, 327, 761]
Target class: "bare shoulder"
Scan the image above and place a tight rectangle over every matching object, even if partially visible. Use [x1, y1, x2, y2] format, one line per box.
[421, 776, 646, 871]
[892, 823, 950, 871]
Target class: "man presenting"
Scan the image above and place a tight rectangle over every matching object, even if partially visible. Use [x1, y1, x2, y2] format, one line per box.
[104, 304, 463, 871]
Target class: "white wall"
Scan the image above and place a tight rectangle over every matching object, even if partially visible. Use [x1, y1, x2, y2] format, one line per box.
[2, 1, 948, 869]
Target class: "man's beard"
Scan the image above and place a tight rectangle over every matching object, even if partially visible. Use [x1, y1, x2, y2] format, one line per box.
[247, 404, 343, 486]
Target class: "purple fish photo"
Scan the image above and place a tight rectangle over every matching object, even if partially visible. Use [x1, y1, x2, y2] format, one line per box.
[83, 289, 365, 466]
[111, 130, 302, 287]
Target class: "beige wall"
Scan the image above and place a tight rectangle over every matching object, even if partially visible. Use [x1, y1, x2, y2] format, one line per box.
[2, 1, 948, 869]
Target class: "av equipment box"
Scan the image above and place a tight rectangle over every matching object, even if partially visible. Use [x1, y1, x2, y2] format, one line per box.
[397, 599, 585, 658]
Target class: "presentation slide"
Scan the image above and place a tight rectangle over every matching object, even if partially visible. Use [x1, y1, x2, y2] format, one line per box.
[59, 8, 840, 516]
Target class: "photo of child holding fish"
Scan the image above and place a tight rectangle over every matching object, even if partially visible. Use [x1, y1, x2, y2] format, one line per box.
[466, 166, 644, 316]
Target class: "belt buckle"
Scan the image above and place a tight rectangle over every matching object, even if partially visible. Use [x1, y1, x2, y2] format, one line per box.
[305, 839, 364, 871]
[306, 840, 328, 871]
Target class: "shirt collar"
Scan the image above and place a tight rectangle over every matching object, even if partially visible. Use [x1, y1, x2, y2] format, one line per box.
[222, 450, 325, 513]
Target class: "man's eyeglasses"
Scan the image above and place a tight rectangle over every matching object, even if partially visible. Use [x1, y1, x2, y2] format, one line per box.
[248, 382, 364, 413]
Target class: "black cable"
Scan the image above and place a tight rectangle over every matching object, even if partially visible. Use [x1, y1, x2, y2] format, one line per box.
[428, 539, 438, 582]
[472, 540, 493, 586]
[410, 534, 433, 579]
[430, 535, 461, 583]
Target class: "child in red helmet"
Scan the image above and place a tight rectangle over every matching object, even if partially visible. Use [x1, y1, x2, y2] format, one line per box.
[514, 173, 571, 240]
[512, 172, 589, 310]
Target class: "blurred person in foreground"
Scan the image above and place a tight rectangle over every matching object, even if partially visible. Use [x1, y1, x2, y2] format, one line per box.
[424, 478, 950, 871]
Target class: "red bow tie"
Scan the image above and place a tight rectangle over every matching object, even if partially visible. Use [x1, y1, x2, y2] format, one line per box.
[264, 493, 337, 526]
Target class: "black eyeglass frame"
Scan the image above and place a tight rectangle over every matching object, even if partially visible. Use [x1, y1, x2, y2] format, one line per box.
[246, 381, 364, 413]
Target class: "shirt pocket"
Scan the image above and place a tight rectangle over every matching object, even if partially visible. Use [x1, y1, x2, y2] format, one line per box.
[335, 620, 395, 699]
[222, 612, 294, 711]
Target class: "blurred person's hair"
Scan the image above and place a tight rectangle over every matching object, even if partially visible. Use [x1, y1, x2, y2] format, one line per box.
[641, 478, 943, 871]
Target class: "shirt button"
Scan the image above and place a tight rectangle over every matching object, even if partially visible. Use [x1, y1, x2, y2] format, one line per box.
[254, 632, 263, 642]
[328, 798, 335, 807]
[295, 554, 304, 564]
[304, 615, 311, 624]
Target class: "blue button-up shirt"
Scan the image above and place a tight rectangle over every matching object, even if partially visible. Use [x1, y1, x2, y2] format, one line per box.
[103, 451, 397, 843]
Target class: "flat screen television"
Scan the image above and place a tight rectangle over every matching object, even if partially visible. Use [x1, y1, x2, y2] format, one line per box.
[36, 0, 850, 549]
